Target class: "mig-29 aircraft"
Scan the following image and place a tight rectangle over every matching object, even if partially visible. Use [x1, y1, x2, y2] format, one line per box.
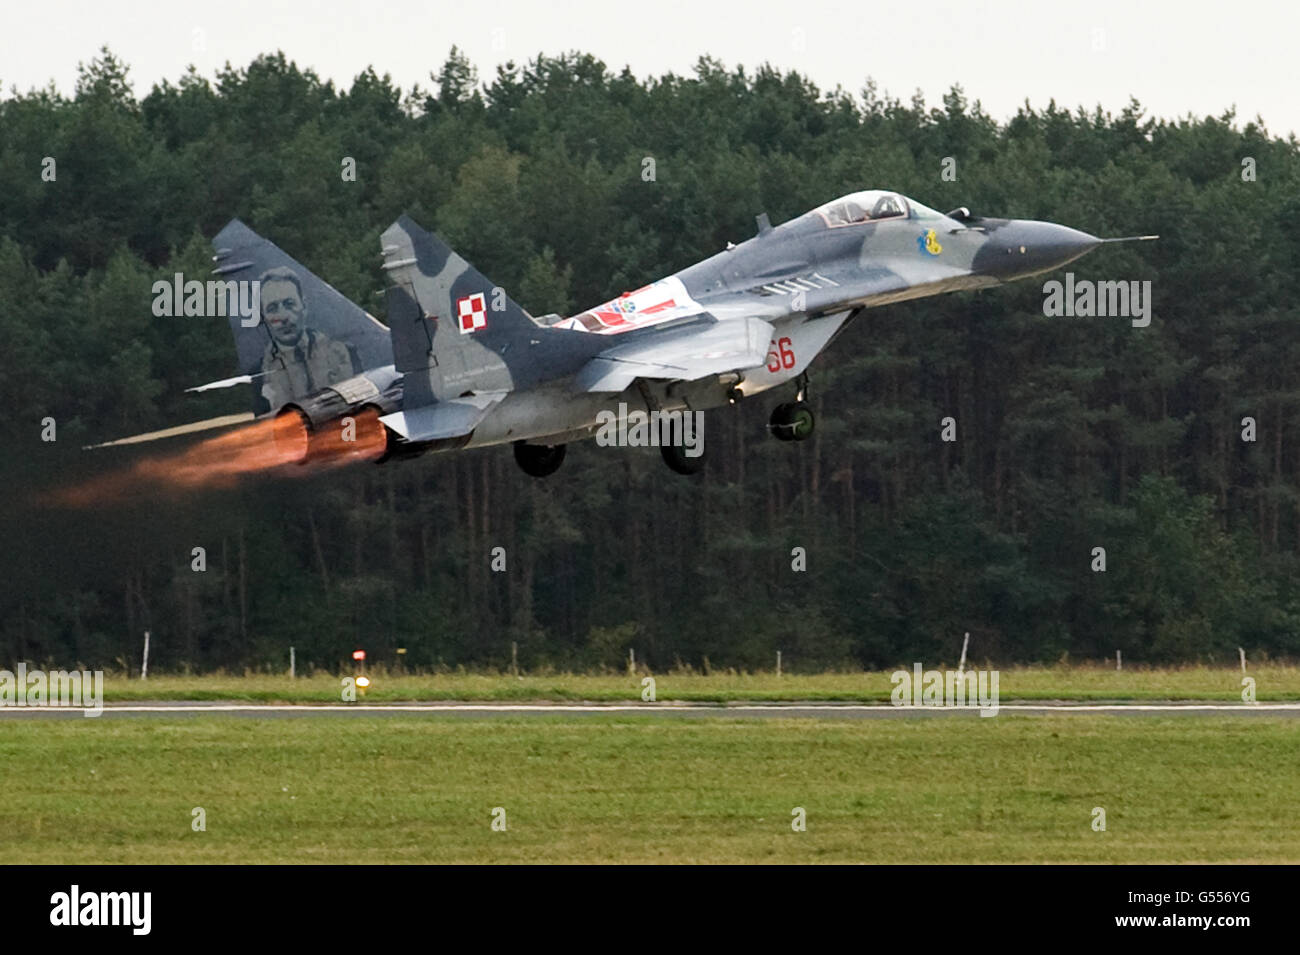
[98, 191, 1151, 478]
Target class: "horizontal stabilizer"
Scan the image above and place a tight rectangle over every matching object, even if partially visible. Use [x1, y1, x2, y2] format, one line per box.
[379, 392, 507, 443]
[83, 413, 256, 450]
[185, 374, 259, 393]
[575, 317, 773, 392]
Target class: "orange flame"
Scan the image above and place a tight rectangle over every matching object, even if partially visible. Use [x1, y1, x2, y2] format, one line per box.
[42, 411, 389, 508]
[134, 412, 310, 488]
[300, 409, 387, 471]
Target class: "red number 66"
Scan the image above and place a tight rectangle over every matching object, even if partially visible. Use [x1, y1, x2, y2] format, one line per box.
[766, 336, 796, 373]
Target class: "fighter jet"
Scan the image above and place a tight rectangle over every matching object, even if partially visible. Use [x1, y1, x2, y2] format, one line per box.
[373, 190, 1152, 475]
[91, 191, 1151, 479]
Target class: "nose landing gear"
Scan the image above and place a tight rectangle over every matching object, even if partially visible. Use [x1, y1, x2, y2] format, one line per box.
[768, 373, 815, 442]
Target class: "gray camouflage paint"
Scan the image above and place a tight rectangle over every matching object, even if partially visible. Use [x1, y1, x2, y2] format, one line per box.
[376, 195, 1101, 452]
[206, 196, 1102, 457]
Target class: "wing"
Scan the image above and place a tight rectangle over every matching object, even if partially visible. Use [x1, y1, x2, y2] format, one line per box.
[575, 317, 773, 393]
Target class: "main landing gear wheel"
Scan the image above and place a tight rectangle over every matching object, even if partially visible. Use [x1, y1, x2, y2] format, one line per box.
[768, 401, 815, 442]
[661, 442, 705, 475]
[513, 441, 566, 477]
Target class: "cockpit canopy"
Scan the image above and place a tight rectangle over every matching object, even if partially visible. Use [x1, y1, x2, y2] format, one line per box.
[811, 190, 945, 227]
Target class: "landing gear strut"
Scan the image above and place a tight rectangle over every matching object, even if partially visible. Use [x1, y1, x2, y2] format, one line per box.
[513, 440, 566, 477]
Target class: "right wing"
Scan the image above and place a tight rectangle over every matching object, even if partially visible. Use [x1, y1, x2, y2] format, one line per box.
[574, 317, 774, 393]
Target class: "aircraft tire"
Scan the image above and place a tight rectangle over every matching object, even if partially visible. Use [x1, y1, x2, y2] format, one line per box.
[513, 441, 566, 477]
[661, 442, 705, 475]
[769, 402, 815, 442]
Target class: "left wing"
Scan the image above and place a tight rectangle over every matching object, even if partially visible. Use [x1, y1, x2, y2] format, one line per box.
[574, 317, 773, 393]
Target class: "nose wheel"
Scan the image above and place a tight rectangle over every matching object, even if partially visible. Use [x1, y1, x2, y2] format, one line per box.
[768, 401, 814, 441]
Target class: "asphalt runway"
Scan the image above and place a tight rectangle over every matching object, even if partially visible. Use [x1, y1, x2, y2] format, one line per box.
[3, 701, 1299, 719]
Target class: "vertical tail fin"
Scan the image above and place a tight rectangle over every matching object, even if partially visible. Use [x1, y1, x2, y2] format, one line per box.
[211, 220, 392, 414]
[380, 215, 558, 406]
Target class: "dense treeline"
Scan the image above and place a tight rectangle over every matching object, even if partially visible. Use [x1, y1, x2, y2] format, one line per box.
[1, 47, 1298, 672]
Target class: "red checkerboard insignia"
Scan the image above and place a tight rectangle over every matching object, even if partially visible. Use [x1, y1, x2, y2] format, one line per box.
[457, 292, 487, 334]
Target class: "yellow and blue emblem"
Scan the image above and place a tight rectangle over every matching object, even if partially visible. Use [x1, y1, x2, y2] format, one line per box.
[917, 229, 942, 256]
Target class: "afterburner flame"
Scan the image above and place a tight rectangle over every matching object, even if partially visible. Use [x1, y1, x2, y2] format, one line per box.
[43, 411, 389, 508]
[135, 412, 310, 488]
[301, 409, 387, 470]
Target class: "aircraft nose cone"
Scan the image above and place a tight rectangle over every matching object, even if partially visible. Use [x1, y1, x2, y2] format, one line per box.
[976, 220, 1101, 279]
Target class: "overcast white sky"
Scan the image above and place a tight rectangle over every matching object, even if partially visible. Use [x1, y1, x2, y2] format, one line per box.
[3, 0, 1297, 137]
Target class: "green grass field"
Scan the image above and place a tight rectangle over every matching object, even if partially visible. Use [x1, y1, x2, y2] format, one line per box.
[95, 663, 1297, 703]
[2, 714, 1296, 863]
